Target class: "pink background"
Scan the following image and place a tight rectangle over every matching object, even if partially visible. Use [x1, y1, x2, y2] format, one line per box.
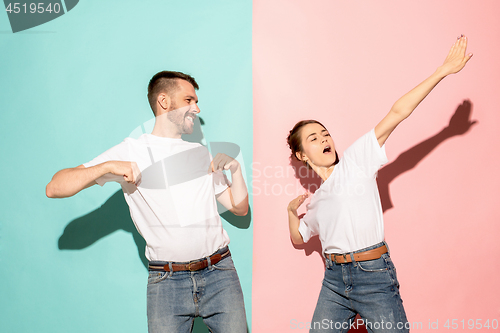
[253, 0, 500, 331]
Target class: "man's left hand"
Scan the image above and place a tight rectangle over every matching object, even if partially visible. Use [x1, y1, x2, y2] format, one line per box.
[209, 153, 240, 174]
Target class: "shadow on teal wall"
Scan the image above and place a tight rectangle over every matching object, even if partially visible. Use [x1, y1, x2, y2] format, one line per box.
[58, 190, 252, 269]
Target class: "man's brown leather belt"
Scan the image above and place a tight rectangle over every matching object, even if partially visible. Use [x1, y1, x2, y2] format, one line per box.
[326, 244, 388, 264]
[148, 249, 230, 272]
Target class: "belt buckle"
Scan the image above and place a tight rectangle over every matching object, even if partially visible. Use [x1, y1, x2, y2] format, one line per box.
[187, 261, 197, 271]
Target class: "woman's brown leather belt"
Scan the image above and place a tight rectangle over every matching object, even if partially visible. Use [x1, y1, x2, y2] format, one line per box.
[326, 244, 388, 264]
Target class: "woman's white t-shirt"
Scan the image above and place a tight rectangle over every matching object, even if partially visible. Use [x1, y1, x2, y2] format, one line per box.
[298, 129, 388, 255]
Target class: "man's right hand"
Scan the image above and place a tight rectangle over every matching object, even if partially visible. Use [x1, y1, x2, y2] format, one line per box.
[106, 161, 142, 186]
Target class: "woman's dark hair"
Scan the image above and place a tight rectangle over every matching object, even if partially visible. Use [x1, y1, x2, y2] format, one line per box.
[287, 119, 339, 166]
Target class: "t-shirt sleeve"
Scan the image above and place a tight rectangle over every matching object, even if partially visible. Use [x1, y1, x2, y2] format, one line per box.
[212, 170, 229, 195]
[298, 220, 312, 243]
[82, 140, 130, 186]
[298, 211, 318, 243]
[342, 129, 388, 178]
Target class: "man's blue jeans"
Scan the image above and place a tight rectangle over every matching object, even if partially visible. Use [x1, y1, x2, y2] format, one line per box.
[310, 242, 409, 333]
[147, 247, 247, 333]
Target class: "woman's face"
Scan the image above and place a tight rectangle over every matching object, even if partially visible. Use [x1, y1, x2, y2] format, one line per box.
[298, 123, 336, 168]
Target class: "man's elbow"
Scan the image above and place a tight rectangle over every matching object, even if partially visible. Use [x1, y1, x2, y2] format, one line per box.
[46, 182, 56, 198]
[231, 205, 249, 216]
[46, 182, 69, 198]
[229, 196, 249, 216]
[239, 206, 249, 216]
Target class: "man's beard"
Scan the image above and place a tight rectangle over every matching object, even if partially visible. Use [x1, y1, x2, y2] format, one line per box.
[167, 102, 194, 135]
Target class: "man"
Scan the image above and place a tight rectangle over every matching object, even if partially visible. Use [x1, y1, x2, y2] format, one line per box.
[46, 71, 249, 332]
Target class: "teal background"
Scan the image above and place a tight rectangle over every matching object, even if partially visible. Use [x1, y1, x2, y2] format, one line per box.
[0, 1, 253, 332]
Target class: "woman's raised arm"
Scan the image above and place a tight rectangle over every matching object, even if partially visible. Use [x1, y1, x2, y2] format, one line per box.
[375, 35, 473, 147]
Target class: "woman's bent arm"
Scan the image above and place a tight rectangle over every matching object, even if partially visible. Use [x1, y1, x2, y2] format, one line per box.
[287, 193, 309, 245]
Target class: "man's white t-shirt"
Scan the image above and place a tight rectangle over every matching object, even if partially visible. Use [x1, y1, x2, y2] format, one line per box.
[299, 129, 388, 255]
[83, 134, 230, 262]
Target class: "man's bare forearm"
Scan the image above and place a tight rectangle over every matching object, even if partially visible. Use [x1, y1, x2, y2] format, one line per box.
[228, 167, 249, 216]
[46, 161, 141, 198]
[46, 163, 110, 198]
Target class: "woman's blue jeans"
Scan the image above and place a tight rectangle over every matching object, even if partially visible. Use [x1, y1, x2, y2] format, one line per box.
[147, 248, 247, 333]
[310, 242, 409, 333]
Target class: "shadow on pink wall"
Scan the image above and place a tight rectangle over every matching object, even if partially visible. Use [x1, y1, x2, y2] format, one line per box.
[288, 100, 476, 333]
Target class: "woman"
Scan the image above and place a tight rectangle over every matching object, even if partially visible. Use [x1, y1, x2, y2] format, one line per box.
[287, 36, 472, 332]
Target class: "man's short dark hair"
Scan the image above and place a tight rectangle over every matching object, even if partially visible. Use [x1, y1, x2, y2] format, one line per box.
[147, 71, 199, 115]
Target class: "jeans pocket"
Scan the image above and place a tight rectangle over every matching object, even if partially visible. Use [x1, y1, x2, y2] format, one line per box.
[382, 254, 400, 287]
[147, 271, 169, 285]
[357, 257, 389, 272]
[212, 257, 236, 271]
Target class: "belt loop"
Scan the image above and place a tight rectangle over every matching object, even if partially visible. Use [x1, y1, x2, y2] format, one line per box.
[384, 240, 391, 256]
[207, 255, 212, 269]
[168, 262, 173, 277]
[349, 252, 357, 267]
[325, 254, 332, 268]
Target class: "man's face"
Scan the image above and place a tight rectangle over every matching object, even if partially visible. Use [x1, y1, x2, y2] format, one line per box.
[166, 79, 200, 135]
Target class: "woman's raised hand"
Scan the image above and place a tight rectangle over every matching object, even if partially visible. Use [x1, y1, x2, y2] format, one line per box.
[440, 35, 473, 76]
